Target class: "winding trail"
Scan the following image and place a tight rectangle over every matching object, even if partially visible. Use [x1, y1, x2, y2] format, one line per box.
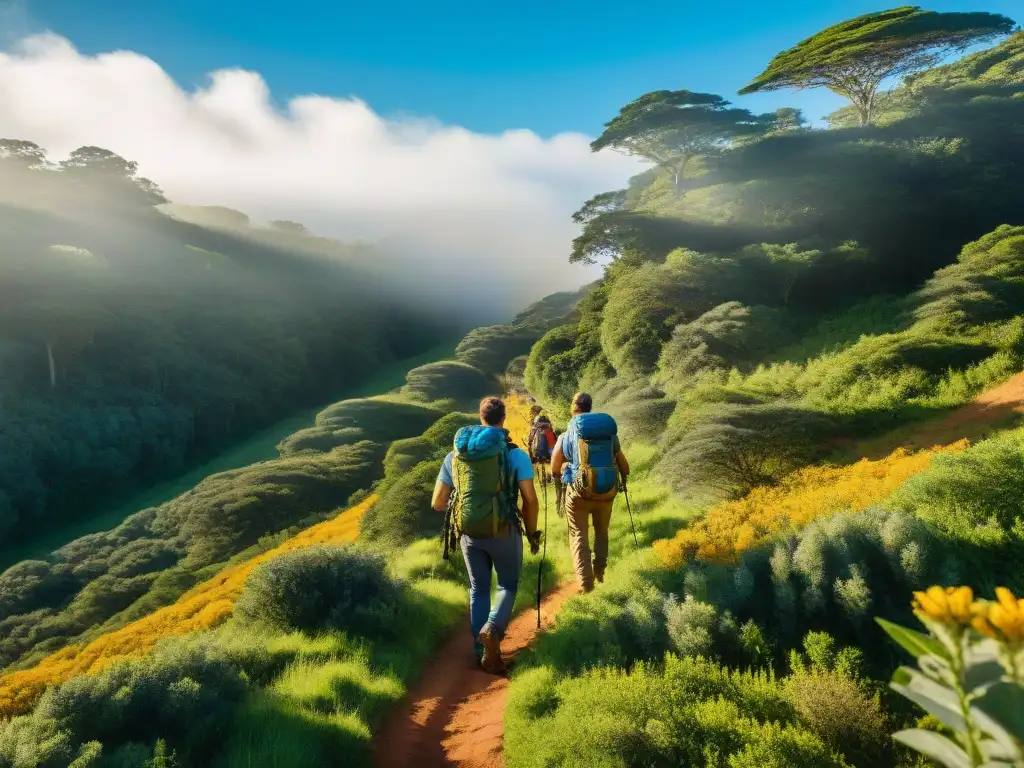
[372, 393, 570, 767]
[856, 369, 1024, 458]
[373, 582, 577, 768]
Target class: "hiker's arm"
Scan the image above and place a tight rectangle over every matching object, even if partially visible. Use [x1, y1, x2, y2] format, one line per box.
[550, 443, 565, 477]
[431, 480, 452, 512]
[518, 479, 539, 535]
[615, 450, 630, 479]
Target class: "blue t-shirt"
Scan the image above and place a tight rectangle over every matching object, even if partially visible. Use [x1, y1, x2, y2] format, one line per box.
[438, 446, 534, 488]
[559, 417, 621, 484]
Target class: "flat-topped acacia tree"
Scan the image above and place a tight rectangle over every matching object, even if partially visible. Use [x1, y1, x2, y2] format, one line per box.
[590, 90, 766, 187]
[739, 6, 1016, 125]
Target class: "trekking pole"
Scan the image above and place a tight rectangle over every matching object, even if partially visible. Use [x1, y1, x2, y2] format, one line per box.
[621, 476, 639, 548]
[536, 463, 548, 628]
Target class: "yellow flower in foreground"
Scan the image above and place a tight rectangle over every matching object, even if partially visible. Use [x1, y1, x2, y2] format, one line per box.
[987, 587, 1024, 641]
[913, 585, 975, 626]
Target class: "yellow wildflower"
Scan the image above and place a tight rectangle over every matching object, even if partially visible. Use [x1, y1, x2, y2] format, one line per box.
[913, 586, 975, 626]
[654, 441, 968, 567]
[987, 587, 1024, 641]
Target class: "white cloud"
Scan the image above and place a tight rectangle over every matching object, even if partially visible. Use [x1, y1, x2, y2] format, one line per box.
[0, 33, 642, 318]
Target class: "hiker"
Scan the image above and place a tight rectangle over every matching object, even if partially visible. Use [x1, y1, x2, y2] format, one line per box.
[432, 396, 542, 674]
[551, 392, 629, 594]
[528, 412, 564, 516]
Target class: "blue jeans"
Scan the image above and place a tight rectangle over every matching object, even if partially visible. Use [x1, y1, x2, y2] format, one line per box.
[460, 529, 523, 658]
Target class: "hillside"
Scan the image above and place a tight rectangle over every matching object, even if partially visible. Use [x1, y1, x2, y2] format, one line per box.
[0, 302, 561, 764]
[3, 10, 1024, 768]
[0, 140, 463, 558]
[503, 17, 1024, 768]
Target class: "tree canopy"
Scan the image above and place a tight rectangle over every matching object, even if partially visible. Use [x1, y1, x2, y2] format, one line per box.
[590, 90, 765, 186]
[740, 6, 1015, 125]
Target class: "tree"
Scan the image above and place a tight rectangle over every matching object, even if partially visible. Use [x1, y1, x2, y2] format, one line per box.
[591, 90, 765, 187]
[569, 190, 628, 264]
[0, 139, 48, 168]
[60, 146, 166, 204]
[269, 220, 309, 234]
[739, 7, 1015, 125]
[769, 107, 809, 133]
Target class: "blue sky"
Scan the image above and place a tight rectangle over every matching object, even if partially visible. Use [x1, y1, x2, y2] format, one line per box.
[23, 0, 1022, 135]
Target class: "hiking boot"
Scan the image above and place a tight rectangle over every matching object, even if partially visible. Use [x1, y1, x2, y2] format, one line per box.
[477, 625, 506, 675]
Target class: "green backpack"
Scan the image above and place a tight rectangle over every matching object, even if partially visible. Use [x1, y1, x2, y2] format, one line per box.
[451, 425, 519, 538]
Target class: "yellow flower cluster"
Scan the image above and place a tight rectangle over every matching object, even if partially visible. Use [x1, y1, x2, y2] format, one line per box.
[0, 494, 374, 718]
[915, 585, 1024, 642]
[654, 440, 969, 567]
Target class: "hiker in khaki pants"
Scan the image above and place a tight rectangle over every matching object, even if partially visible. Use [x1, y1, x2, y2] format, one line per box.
[551, 392, 629, 594]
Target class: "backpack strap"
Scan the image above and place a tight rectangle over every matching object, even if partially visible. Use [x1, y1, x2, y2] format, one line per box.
[500, 431, 522, 533]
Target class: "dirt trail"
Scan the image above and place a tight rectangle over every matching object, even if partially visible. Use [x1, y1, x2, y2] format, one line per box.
[857, 369, 1024, 458]
[373, 582, 577, 768]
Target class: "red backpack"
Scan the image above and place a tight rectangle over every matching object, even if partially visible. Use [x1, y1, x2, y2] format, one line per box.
[528, 418, 556, 462]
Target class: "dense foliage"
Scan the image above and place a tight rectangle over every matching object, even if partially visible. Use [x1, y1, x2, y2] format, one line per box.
[236, 546, 402, 636]
[507, 21, 1024, 768]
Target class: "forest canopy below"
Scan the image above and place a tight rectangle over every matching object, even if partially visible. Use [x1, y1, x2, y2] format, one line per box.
[0, 140, 464, 550]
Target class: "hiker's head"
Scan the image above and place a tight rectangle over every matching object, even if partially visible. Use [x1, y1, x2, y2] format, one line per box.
[479, 396, 507, 427]
[571, 392, 593, 415]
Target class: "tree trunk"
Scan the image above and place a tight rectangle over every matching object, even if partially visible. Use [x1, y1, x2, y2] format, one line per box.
[857, 100, 871, 126]
[783, 275, 797, 307]
[45, 341, 56, 389]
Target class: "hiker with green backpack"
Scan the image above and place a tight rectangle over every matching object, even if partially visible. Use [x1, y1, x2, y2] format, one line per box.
[551, 392, 630, 595]
[431, 396, 541, 674]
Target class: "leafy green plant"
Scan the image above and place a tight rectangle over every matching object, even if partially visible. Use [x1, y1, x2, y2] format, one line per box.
[236, 545, 403, 636]
[878, 586, 1024, 767]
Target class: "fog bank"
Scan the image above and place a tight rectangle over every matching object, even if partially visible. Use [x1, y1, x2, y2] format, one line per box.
[0, 32, 641, 318]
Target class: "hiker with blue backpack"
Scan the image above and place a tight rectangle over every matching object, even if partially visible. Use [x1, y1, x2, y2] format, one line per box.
[431, 396, 541, 675]
[550, 392, 630, 594]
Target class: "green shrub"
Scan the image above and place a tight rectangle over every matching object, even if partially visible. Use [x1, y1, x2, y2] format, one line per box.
[455, 324, 537, 375]
[656, 402, 835, 499]
[0, 634, 252, 765]
[382, 436, 435, 483]
[885, 426, 1024, 546]
[600, 263, 695, 378]
[401, 360, 492, 405]
[421, 411, 478, 448]
[656, 302, 792, 391]
[235, 545, 402, 636]
[604, 386, 677, 445]
[784, 634, 889, 766]
[360, 459, 443, 549]
[277, 397, 442, 457]
[505, 655, 845, 768]
[524, 324, 584, 407]
[911, 224, 1024, 331]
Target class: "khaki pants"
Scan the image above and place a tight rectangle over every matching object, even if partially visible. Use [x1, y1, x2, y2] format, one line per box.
[565, 486, 613, 593]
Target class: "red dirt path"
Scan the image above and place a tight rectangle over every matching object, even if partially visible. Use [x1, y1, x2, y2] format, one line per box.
[372, 582, 577, 768]
[856, 369, 1024, 458]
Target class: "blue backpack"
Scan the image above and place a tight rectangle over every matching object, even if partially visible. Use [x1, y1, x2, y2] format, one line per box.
[568, 413, 619, 501]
